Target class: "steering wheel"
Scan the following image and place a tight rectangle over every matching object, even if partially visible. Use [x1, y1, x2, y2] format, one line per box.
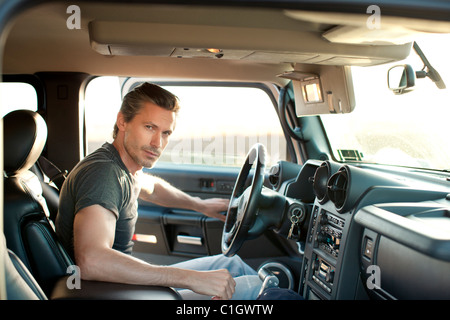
[222, 143, 266, 257]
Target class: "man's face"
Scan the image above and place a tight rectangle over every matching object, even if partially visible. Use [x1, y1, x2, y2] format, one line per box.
[120, 102, 176, 171]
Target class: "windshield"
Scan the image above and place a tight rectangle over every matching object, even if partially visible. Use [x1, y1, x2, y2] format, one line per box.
[321, 33, 450, 171]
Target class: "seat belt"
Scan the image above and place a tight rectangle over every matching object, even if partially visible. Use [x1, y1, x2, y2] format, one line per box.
[37, 156, 68, 190]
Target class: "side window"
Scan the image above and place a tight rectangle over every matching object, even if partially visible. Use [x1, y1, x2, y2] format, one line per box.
[85, 77, 286, 167]
[161, 85, 286, 167]
[84, 77, 122, 153]
[0, 82, 38, 117]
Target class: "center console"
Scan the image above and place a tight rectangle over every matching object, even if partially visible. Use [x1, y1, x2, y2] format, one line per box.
[295, 161, 378, 300]
[275, 160, 373, 300]
[300, 200, 359, 300]
[300, 200, 354, 300]
[310, 206, 344, 292]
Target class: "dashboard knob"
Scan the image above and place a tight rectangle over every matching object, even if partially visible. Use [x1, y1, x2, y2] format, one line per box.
[313, 258, 320, 271]
[316, 232, 326, 243]
[319, 214, 328, 225]
[326, 270, 335, 282]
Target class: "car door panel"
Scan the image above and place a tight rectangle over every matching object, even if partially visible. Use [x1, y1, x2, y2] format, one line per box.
[132, 165, 236, 263]
[133, 164, 287, 267]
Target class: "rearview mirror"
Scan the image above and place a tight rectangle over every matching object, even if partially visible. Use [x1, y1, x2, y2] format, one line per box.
[387, 64, 415, 94]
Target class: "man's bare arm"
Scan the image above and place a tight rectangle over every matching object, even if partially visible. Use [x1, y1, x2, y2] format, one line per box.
[139, 174, 229, 221]
[73, 204, 235, 299]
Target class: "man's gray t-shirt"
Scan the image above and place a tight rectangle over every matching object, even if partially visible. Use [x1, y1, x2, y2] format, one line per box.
[56, 142, 140, 260]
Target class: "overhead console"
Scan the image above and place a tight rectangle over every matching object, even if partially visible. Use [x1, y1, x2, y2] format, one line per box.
[293, 160, 450, 300]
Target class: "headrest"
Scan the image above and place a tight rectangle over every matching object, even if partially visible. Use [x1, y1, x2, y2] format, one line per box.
[3, 110, 48, 177]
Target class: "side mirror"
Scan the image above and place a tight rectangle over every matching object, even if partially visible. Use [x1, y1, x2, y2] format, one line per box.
[387, 64, 416, 94]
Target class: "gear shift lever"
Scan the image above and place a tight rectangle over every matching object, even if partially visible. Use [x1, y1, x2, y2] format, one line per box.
[258, 267, 279, 296]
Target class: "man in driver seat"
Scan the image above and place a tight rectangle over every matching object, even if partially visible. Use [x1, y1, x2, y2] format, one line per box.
[56, 82, 262, 300]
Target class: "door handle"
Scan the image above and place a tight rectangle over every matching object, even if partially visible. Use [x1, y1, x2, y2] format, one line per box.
[176, 235, 203, 246]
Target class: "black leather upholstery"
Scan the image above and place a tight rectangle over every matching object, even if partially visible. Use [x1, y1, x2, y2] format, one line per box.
[4, 110, 47, 177]
[5, 246, 47, 300]
[2, 231, 46, 300]
[51, 277, 181, 300]
[30, 160, 62, 222]
[3, 110, 73, 296]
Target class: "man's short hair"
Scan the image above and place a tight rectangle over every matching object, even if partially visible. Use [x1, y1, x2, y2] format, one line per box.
[113, 82, 180, 139]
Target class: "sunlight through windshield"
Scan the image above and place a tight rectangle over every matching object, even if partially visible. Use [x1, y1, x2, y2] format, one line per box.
[321, 33, 450, 171]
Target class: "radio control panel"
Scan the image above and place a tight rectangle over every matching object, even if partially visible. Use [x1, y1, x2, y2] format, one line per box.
[302, 204, 349, 299]
[309, 207, 345, 259]
[311, 255, 335, 294]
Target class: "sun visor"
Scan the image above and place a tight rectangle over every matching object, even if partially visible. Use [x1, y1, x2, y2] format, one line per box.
[280, 65, 355, 116]
[88, 21, 176, 56]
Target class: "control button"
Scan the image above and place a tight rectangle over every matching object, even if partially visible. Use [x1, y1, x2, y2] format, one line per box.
[313, 258, 320, 271]
[313, 206, 319, 216]
[200, 178, 215, 188]
[326, 270, 335, 283]
[363, 237, 374, 260]
[316, 232, 326, 243]
[319, 213, 328, 225]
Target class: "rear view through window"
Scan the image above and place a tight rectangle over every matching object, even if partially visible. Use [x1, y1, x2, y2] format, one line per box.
[0, 82, 37, 117]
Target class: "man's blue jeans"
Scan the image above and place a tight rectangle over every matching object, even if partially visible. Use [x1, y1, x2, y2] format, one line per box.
[170, 254, 262, 300]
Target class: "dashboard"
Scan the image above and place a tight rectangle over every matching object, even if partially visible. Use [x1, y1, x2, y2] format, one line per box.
[270, 159, 450, 300]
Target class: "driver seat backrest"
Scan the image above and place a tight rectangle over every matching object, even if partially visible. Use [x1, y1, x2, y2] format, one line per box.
[3, 110, 73, 296]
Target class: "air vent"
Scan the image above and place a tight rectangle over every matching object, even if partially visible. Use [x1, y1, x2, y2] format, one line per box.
[327, 167, 349, 211]
[313, 162, 331, 204]
[313, 161, 341, 204]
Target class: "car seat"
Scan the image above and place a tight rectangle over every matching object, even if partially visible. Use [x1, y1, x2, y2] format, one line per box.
[3, 109, 73, 296]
